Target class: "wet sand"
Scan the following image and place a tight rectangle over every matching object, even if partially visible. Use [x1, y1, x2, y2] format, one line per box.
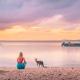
[0, 67, 80, 80]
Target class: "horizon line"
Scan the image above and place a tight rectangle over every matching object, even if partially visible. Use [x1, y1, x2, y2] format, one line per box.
[0, 40, 80, 42]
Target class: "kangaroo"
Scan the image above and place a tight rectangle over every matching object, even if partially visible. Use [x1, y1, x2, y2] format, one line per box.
[35, 58, 44, 67]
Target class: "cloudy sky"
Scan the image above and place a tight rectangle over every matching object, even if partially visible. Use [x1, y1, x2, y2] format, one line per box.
[0, 0, 80, 40]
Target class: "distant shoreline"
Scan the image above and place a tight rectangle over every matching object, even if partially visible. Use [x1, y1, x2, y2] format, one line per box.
[0, 40, 80, 42]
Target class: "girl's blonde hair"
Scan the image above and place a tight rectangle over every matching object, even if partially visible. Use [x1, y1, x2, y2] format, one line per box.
[19, 52, 23, 57]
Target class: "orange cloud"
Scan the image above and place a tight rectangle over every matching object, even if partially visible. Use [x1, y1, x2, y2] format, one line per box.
[0, 15, 80, 40]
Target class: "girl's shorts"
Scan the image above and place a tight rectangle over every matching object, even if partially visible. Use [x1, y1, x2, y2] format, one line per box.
[17, 62, 26, 69]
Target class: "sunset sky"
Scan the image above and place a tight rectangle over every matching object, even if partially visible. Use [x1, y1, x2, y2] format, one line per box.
[0, 0, 80, 40]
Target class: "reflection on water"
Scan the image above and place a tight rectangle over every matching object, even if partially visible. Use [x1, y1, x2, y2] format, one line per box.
[0, 41, 80, 67]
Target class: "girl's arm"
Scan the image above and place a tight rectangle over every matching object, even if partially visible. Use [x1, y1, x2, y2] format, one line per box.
[17, 58, 19, 62]
[23, 57, 26, 63]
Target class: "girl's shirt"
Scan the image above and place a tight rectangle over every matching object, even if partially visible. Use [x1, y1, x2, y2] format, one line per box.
[17, 57, 26, 63]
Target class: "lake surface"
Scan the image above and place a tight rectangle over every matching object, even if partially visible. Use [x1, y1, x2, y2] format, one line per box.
[0, 41, 80, 67]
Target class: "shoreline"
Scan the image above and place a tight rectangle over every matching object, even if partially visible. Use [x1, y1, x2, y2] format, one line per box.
[0, 67, 80, 80]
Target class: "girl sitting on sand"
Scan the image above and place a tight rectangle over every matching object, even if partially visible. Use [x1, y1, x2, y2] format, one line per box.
[17, 52, 27, 69]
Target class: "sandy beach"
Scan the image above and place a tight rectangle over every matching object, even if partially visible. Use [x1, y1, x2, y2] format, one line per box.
[0, 67, 80, 80]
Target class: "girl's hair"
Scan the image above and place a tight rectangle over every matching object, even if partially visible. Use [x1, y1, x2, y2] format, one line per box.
[19, 52, 23, 57]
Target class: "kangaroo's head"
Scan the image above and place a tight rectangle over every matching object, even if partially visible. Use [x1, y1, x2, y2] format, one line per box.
[35, 58, 37, 62]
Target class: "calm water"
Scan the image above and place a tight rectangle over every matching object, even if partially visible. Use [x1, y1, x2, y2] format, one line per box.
[0, 41, 80, 67]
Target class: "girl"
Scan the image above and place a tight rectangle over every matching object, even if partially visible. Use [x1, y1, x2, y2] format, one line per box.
[17, 52, 26, 69]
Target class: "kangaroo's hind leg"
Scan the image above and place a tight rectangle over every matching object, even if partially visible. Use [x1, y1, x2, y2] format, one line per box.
[42, 62, 44, 67]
